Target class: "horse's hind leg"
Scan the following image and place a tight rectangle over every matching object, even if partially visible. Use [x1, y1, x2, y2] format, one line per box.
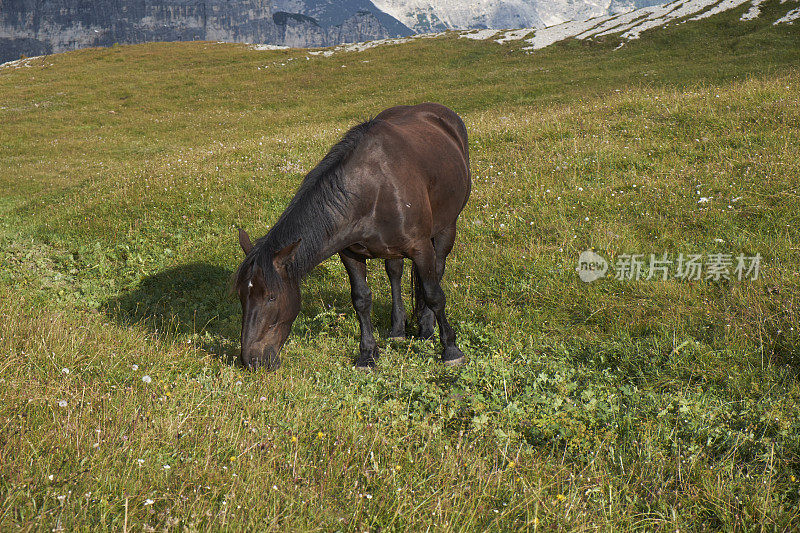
[340, 252, 379, 369]
[432, 225, 456, 286]
[414, 225, 456, 338]
[385, 259, 406, 339]
[411, 226, 465, 366]
[413, 263, 436, 339]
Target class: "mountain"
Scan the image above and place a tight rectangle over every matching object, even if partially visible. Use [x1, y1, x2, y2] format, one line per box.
[271, 9, 403, 47]
[369, 0, 666, 32]
[4, 0, 796, 63]
[0, 0, 278, 62]
[301, 0, 799, 56]
[0, 0, 405, 62]
[271, 0, 413, 35]
[456, 0, 800, 50]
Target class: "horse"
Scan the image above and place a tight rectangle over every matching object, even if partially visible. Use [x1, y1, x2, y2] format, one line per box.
[234, 103, 471, 371]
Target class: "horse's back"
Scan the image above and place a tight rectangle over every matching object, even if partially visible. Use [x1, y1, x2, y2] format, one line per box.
[374, 103, 469, 160]
[369, 103, 471, 215]
[340, 104, 470, 256]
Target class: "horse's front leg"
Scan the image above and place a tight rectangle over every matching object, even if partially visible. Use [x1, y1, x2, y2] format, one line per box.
[340, 252, 379, 369]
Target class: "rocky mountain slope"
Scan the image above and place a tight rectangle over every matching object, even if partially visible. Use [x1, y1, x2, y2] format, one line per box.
[301, 0, 798, 56]
[2, 0, 798, 63]
[470, 0, 800, 50]
[272, 9, 401, 47]
[369, 0, 667, 32]
[0, 0, 274, 62]
[0, 0, 403, 62]
[272, 0, 412, 34]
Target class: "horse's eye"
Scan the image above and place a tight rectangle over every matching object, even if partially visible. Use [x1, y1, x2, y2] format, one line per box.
[267, 295, 276, 302]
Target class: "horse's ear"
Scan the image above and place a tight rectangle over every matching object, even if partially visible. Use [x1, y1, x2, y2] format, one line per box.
[238, 227, 253, 255]
[273, 239, 301, 272]
[250, 263, 266, 292]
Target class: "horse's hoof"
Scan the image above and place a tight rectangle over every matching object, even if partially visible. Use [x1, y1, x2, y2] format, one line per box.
[355, 347, 378, 371]
[442, 346, 466, 367]
[443, 356, 465, 367]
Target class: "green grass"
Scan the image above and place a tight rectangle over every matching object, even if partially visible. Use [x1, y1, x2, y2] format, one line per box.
[1, 3, 800, 530]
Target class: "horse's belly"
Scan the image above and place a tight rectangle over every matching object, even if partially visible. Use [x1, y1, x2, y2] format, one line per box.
[346, 242, 404, 260]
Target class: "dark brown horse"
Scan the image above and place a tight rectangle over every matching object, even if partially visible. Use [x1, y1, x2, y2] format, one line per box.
[234, 103, 471, 370]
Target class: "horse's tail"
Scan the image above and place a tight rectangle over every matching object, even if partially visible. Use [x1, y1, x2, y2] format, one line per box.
[410, 262, 422, 321]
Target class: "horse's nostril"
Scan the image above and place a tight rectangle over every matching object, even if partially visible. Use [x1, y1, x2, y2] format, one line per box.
[242, 352, 261, 371]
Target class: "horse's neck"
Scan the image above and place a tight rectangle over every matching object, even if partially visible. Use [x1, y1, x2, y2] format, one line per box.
[266, 211, 351, 279]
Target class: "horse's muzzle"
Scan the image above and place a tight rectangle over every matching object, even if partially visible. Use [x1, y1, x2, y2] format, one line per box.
[243, 346, 280, 371]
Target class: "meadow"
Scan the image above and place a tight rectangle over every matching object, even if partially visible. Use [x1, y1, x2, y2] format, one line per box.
[1, 1, 800, 530]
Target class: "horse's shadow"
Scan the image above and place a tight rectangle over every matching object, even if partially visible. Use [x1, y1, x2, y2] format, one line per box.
[103, 263, 241, 362]
[103, 262, 404, 365]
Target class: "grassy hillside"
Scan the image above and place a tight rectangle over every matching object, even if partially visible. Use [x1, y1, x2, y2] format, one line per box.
[1, 2, 800, 530]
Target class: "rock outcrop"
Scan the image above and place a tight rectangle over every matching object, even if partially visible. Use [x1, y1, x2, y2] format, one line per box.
[326, 10, 396, 43]
[272, 11, 327, 47]
[272, 9, 399, 47]
[271, 0, 412, 36]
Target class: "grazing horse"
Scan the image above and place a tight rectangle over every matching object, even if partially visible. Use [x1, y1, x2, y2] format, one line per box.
[234, 103, 471, 370]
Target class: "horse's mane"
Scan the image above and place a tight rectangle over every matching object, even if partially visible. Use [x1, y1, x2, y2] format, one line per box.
[236, 118, 377, 285]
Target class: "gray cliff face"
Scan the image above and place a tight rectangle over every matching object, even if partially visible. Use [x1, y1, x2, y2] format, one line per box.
[0, 0, 277, 62]
[271, 0, 411, 36]
[0, 0, 399, 62]
[272, 10, 396, 47]
[273, 11, 327, 47]
[327, 10, 395, 43]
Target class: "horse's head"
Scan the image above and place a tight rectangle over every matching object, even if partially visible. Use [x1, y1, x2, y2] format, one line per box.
[235, 228, 302, 371]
